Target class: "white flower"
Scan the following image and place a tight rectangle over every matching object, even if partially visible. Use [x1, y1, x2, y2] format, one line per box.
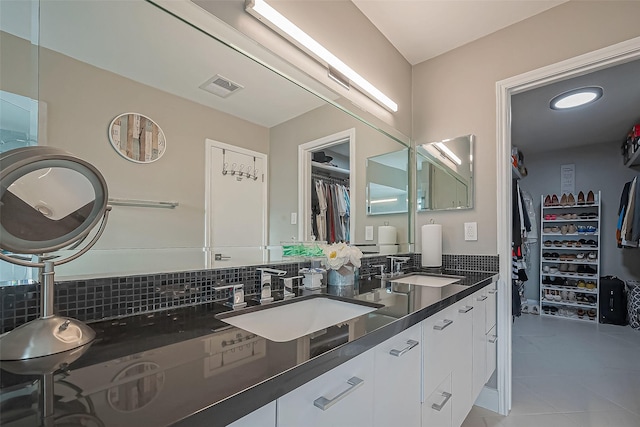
[319, 243, 363, 270]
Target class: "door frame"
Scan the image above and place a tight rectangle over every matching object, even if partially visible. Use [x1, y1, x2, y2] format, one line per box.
[204, 139, 268, 267]
[496, 36, 640, 415]
[298, 128, 356, 242]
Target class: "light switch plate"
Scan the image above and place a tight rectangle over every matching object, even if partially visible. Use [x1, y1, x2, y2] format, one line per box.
[365, 226, 374, 241]
[464, 222, 478, 241]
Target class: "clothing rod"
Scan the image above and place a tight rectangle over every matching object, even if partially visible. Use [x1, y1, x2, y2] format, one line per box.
[108, 198, 179, 208]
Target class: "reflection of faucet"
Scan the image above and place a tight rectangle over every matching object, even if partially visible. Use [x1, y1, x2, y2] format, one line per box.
[281, 276, 303, 299]
[256, 268, 287, 304]
[387, 256, 410, 276]
[214, 284, 246, 309]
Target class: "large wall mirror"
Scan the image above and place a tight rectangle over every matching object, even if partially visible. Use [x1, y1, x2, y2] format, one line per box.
[416, 135, 474, 211]
[0, 0, 411, 281]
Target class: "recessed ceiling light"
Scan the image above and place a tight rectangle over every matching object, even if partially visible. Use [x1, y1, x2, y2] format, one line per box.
[550, 86, 603, 110]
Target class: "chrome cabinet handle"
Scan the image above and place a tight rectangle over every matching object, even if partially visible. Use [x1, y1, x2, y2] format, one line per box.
[488, 334, 498, 344]
[488, 289, 498, 294]
[313, 377, 364, 411]
[214, 253, 231, 261]
[476, 295, 488, 301]
[431, 391, 452, 411]
[389, 339, 419, 357]
[458, 305, 473, 313]
[433, 319, 453, 330]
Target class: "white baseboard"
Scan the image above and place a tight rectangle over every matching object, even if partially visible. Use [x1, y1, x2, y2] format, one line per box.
[475, 385, 500, 413]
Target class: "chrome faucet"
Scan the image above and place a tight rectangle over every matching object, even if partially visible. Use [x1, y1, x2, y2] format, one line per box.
[256, 268, 287, 304]
[214, 283, 246, 310]
[281, 276, 303, 299]
[387, 256, 410, 276]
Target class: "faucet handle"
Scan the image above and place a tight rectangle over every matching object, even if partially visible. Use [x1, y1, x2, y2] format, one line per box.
[281, 276, 303, 299]
[370, 264, 386, 276]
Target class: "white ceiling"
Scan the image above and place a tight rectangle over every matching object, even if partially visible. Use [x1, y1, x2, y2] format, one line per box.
[352, 0, 567, 65]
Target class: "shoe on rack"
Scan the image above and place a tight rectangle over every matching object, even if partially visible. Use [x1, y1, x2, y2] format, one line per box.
[560, 225, 568, 235]
[587, 239, 597, 247]
[567, 193, 576, 206]
[587, 251, 597, 260]
[551, 194, 559, 206]
[577, 191, 585, 205]
[544, 240, 552, 247]
[559, 264, 569, 272]
[552, 252, 560, 259]
[576, 252, 585, 260]
[568, 224, 577, 234]
[585, 265, 596, 275]
[560, 193, 568, 206]
[544, 195, 552, 207]
[587, 190, 595, 204]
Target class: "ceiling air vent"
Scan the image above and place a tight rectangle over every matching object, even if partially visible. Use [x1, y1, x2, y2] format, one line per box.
[199, 74, 244, 98]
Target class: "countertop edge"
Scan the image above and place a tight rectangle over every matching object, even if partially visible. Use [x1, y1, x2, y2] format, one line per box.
[173, 273, 498, 427]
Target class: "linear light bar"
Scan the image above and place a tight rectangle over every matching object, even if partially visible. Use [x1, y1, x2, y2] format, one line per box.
[370, 198, 398, 204]
[246, 0, 398, 112]
[435, 142, 462, 165]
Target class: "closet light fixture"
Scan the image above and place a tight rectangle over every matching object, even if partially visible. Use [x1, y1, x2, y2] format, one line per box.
[245, 0, 398, 112]
[550, 86, 603, 110]
[370, 198, 398, 204]
[434, 142, 462, 165]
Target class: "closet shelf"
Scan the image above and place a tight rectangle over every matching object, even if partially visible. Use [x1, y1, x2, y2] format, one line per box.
[541, 232, 599, 237]
[541, 284, 598, 294]
[624, 147, 640, 168]
[542, 203, 599, 209]
[311, 161, 350, 176]
[542, 219, 599, 223]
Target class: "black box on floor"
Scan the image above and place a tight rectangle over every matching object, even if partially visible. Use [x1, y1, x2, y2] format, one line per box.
[599, 276, 628, 325]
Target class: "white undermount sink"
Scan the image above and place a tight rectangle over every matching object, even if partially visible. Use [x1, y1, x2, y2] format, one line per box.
[390, 274, 463, 288]
[216, 296, 381, 342]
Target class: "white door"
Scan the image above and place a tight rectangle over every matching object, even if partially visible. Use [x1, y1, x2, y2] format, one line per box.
[205, 140, 267, 267]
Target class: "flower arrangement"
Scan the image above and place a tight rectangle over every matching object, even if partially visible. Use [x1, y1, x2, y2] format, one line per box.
[319, 242, 363, 271]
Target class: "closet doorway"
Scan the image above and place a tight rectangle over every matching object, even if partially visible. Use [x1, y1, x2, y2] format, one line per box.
[496, 36, 640, 415]
[298, 129, 356, 243]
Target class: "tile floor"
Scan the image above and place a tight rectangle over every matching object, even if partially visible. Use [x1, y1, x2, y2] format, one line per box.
[462, 313, 640, 427]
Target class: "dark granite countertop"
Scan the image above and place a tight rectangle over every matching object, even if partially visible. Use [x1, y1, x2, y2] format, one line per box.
[0, 268, 497, 427]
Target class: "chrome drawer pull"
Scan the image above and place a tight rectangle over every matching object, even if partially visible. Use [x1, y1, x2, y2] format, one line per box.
[431, 391, 452, 411]
[313, 377, 364, 411]
[488, 334, 498, 344]
[488, 289, 498, 294]
[458, 305, 473, 313]
[476, 295, 488, 301]
[433, 319, 453, 330]
[390, 339, 419, 357]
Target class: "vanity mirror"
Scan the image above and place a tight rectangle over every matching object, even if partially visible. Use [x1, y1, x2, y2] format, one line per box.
[416, 135, 474, 211]
[0, 0, 411, 281]
[366, 148, 409, 215]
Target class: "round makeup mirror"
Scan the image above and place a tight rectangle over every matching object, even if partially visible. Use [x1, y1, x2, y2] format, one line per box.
[0, 146, 111, 361]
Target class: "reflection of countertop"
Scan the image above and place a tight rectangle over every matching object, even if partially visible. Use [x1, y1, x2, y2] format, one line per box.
[0, 268, 497, 427]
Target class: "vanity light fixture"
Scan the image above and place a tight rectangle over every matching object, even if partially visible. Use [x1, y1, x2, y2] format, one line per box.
[245, 0, 398, 112]
[550, 86, 603, 110]
[434, 142, 462, 165]
[370, 198, 398, 204]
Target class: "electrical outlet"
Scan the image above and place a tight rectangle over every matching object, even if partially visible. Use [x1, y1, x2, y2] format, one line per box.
[464, 222, 478, 241]
[290, 212, 297, 225]
[365, 226, 374, 241]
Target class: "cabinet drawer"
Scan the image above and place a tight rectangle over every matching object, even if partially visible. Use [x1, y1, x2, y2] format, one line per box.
[277, 350, 374, 427]
[423, 303, 460, 398]
[486, 282, 497, 332]
[422, 372, 452, 427]
[373, 323, 421, 427]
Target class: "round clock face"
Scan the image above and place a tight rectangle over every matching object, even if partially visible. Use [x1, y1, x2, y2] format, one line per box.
[108, 113, 166, 163]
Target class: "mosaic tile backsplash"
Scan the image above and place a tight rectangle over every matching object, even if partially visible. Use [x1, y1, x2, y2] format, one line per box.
[0, 253, 497, 333]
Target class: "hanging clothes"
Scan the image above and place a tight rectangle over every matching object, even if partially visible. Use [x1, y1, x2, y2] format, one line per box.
[311, 177, 350, 243]
[618, 176, 639, 248]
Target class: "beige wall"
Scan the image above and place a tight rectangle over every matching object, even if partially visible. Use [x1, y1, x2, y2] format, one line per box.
[39, 47, 269, 250]
[412, 1, 640, 255]
[193, 0, 413, 137]
[0, 31, 37, 99]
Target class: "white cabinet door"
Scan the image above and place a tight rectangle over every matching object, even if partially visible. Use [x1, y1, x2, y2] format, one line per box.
[486, 283, 497, 332]
[277, 350, 375, 427]
[373, 323, 421, 427]
[485, 324, 498, 384]
[471, 288, 488, 401]
[227, 401, 276, 427]
[451, 297, 474, 427]
[423, 303, 459, 397]
[422, 373, 453, 427]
